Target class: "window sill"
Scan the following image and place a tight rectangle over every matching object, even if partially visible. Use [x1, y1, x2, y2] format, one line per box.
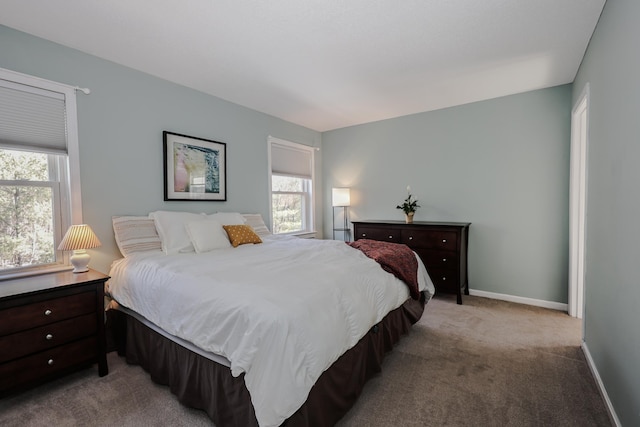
[280, 230, 317, 239]
[0, 265, 73, 282]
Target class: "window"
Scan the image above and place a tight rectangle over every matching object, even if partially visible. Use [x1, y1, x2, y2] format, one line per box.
[0, 68, 82, 278]
[0, 149, 65, 271]
[268, 137, 315, 235]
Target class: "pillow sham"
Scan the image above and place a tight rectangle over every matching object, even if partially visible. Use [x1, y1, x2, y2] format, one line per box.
[209, 212, 246, 225]
[223, 224, 263, 247]
[149, 210, 206, 254]
[185, 218, 231, 253]
[241, 213, 272, 237]
[112, 216, 162, 257]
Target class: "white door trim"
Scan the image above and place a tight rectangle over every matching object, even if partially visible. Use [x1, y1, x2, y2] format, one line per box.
[569, 83, 590, 319]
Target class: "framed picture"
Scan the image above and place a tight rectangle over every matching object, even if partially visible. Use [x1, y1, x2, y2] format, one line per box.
[163, 131, 227, 201]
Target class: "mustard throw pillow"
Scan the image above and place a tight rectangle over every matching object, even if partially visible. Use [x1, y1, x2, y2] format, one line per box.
[223, 225, 263, 247]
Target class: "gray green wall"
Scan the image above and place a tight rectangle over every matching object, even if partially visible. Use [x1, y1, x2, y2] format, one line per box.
[0, 25, 322, 274]
[322, 86, 573, 304]
[573, 0, 640, 424]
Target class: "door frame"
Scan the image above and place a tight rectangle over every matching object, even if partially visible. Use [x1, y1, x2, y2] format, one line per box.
[568, 83, 590, 319]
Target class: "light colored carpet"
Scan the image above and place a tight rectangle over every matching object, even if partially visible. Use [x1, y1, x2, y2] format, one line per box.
[0, 295, 612, 426]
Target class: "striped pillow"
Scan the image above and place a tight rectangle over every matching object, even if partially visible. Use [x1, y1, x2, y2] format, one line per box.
[242, 213, 271, 237]
[112, 216, 162, 256]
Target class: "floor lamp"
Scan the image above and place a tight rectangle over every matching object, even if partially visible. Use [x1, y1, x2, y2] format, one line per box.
[332, 187, 351, 241]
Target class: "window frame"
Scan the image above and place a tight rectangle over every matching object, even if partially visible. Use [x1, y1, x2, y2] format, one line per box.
[268, 137, 316, 236]
[0, 68, 83, 279]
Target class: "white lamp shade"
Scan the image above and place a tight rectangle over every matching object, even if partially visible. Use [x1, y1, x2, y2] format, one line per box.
[58, 224, 101, 273]
[332, 188, 351, 207]
[58, 224, 101, 250]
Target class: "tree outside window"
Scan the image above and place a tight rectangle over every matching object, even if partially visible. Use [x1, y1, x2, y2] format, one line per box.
[0, 149, 58, 270]
[271, 175, 310, 234]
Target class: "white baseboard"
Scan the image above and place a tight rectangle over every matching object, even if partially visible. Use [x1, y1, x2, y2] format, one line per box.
[581, 342, 622, 427]
[468, 289, 568, 311]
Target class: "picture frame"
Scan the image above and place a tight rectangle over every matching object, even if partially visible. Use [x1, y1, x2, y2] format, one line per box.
[163, 131, 227, 201]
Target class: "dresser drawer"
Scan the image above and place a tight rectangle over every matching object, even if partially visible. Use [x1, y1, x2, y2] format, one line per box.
[0, 291, 95, 336]
[355, 226, 401, 243]
[428, 268, 461, 292]
[414, 249, 459, 271]
[0, 313, 97, 364]
[0, 336, 97, 393]
[401, 229, 458, 251]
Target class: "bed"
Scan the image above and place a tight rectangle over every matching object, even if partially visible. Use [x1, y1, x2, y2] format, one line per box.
[106, 211, 435, 427]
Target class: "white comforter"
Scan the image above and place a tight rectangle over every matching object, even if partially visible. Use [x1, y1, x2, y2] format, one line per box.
[108, 235, 434, 427]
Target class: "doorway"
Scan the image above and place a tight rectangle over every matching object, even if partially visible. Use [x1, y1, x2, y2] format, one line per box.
[568, 84, 589, 319]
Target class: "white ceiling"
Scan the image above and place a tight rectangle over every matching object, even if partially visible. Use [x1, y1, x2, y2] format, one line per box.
[1, 0, 605, 132]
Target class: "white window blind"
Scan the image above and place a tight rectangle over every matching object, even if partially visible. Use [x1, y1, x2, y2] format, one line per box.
[0, 80, 67, 154]
[270, 142, 313, 179]
[0, 67, 83, 278]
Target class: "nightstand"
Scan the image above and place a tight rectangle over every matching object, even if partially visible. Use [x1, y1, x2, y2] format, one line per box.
[0, 269, 109, 395]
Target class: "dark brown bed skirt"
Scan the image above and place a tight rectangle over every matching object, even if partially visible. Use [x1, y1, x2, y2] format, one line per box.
[109, 292, 426, 427]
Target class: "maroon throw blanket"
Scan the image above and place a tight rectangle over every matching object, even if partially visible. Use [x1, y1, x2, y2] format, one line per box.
[347, 239, 420, 300]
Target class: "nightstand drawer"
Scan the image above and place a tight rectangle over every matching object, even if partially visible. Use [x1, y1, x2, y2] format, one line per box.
[355, 227, 401, 242]
[0, 291, 95, 336]
[401, 229, 458, 251]
[0, 313, 97, 363]
[0, 336, 97, 393]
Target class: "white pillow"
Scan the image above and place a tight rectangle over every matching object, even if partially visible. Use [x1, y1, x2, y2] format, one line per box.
[208, 212, 247, 225]
[185, 218, 231, 253]
[112, 216, 162, 257]
[149, 210, 206, 254]
[242, 213, 272, 237]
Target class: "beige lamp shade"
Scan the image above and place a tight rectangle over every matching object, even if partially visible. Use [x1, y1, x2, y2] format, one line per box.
[332, 188, 351, 207]
[58, 224, 101, 273]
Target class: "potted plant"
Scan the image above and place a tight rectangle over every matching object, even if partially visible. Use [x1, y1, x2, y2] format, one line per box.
[396, 186, 420, 223]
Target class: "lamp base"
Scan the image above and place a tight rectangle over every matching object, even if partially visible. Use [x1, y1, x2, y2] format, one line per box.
[70, 250, 90, 273]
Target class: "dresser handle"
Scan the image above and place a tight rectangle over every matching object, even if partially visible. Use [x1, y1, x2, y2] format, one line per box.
[47, 359, 54, 366]
[362, 233, 366, 237]
[442, 277, 447, 281]
[46, 334, 53, 340]
[442, 258, 447, 262]
[388, 236, 393, 239]
[409, 236, 413, 240]
[44, 309, 52, 316]
[442, 239, 447, 243]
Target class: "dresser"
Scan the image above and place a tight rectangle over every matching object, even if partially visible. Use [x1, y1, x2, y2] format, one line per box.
[0, 269, 109, 395]
[352, 220, 471, 304]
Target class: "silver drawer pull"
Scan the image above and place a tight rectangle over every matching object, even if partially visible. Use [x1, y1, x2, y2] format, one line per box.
[442, 258, 447, 262]
[46, 334, 53, 340]
[47, 359, 54, 366]
[44, 309, 52, 316]
[362, 233, 366, 237]
[388, 236, 393, 239]
[442, 277, 447, 281]
[442, 239, 447, 243]
[409, 236, 413, 240]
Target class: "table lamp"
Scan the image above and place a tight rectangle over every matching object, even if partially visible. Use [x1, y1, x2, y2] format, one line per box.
[58, 224, 102, 273]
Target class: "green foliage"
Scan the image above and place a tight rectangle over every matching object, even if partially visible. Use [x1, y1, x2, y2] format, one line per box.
[0, 150, 55, 269]
[396, 194, 420, 214]
[272, 194, 302, 233]
[271, 175, 305, 233]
